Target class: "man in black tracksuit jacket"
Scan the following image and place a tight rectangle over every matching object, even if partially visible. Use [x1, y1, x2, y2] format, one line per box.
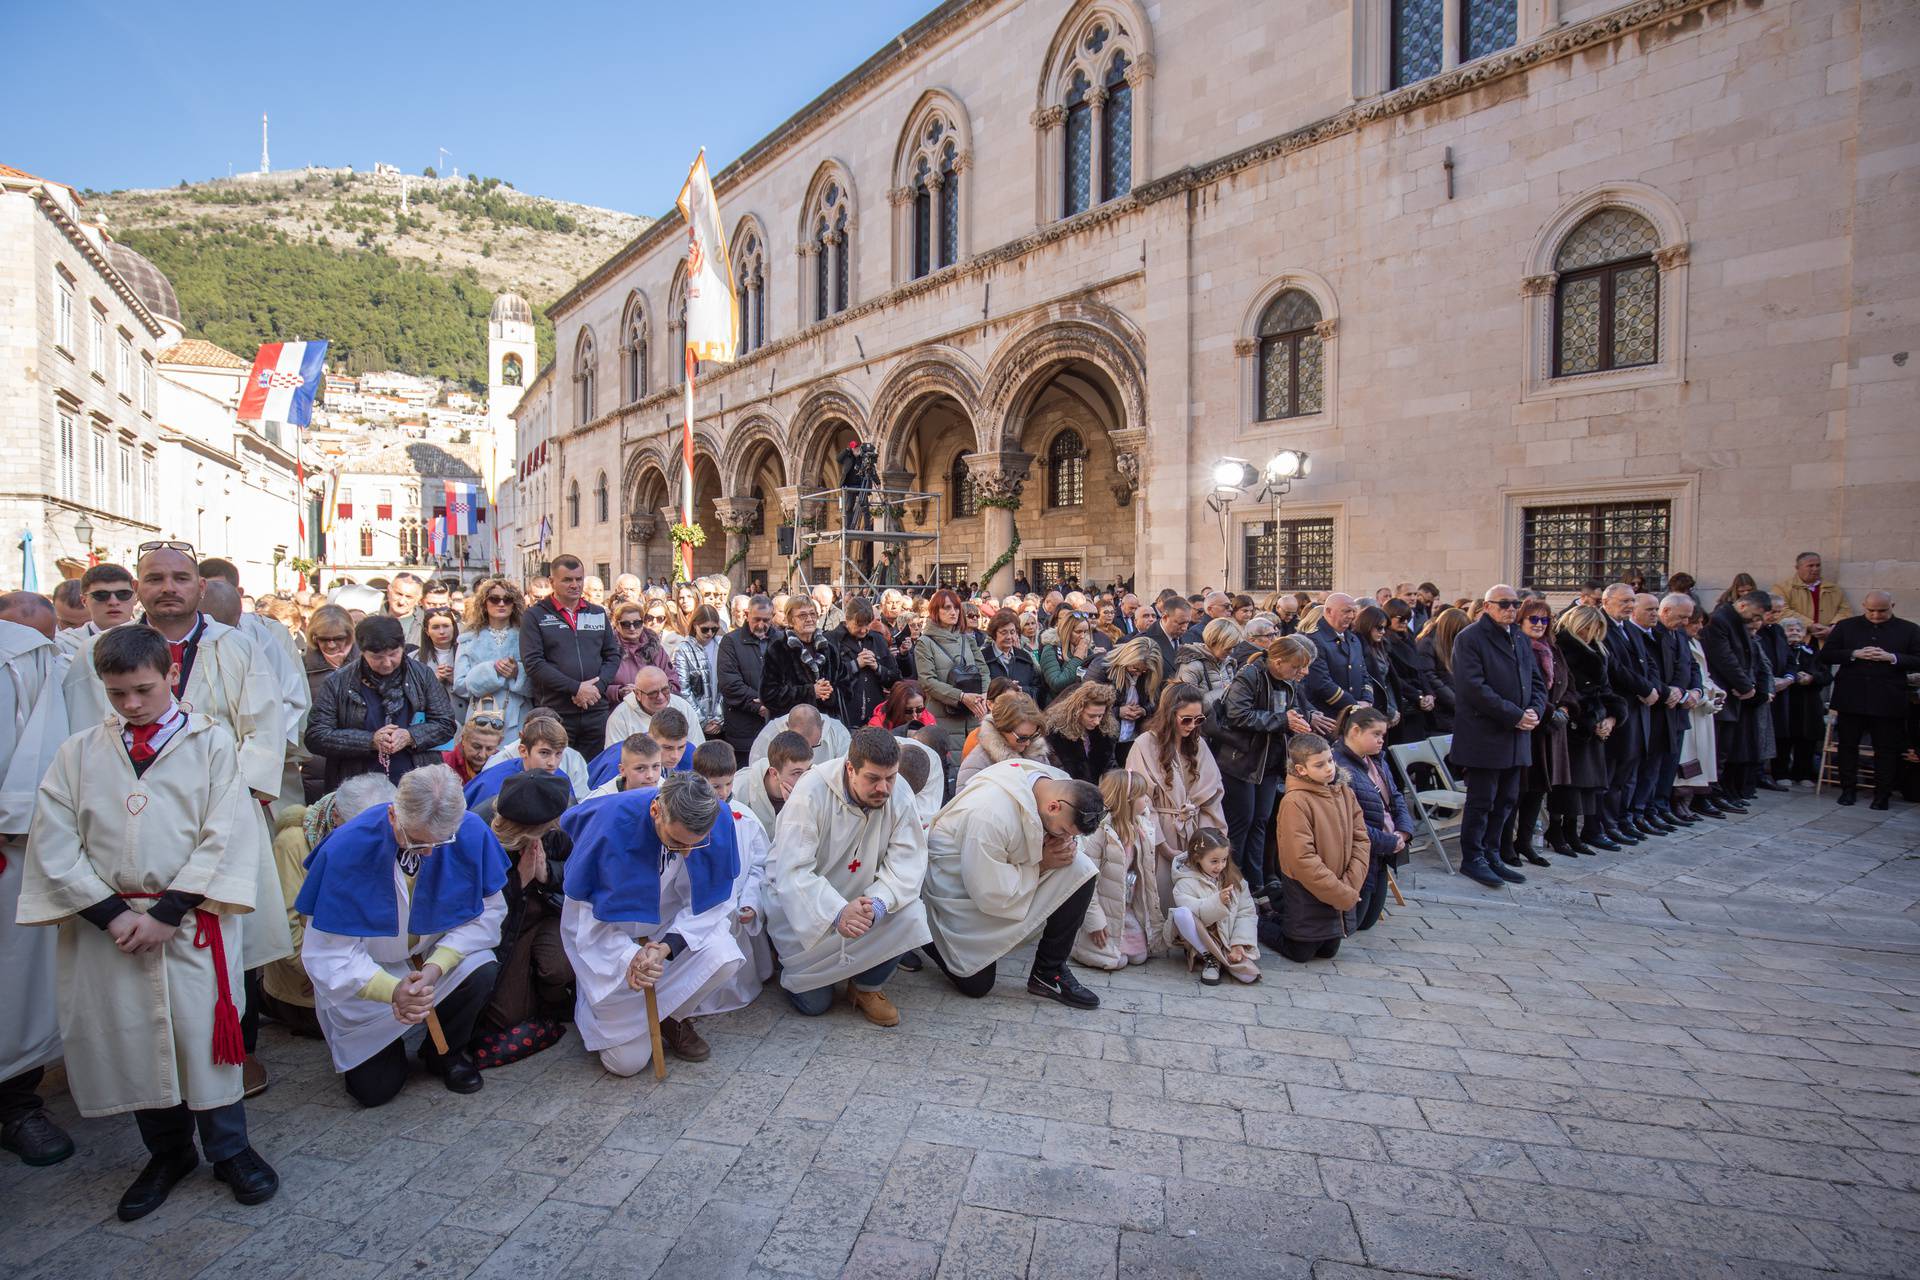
[520, 556, 621, 757]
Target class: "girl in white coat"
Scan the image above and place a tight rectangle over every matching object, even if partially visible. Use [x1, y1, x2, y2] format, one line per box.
[1071, 771, 1166, 970]
[1165, 829, 1261, 986]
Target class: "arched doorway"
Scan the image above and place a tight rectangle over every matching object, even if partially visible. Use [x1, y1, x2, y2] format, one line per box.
[629, 462, 670, 583]
[721, 416, 788, 593]
[873, 350, 983, 589]
[669, 452, 727, 581]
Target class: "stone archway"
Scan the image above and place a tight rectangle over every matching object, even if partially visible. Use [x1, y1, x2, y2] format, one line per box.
[664, 450, 727, 581]
[719, 413, 789, 591]
[625, 451, 672, 583]
[870, 349, 986, 587]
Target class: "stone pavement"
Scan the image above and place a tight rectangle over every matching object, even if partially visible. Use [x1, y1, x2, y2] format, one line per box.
[5, 790, 1919, 1280]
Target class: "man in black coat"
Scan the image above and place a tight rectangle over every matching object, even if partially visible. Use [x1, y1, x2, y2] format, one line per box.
[520, 555, 620, 757]
[1301, 594, 1373, 726]
[826, 598, 901, 728]
[1140, 597, 1191, 675]
[1599, 584, 1661, 845]
[1623, 592, 1693, 834]
[717, 594, 777, 759]
[1702, 592, 1768, 802]
[1643, 593, 1704, 827]
[1450, 586, 1549, 888]
[1819, 591, 1920, 809]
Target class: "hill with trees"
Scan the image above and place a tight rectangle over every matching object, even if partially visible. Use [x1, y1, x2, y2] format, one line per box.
[94, 169, 649, 388]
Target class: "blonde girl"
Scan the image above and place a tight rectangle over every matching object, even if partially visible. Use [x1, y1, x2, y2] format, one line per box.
[1072, 771, 1166, 970]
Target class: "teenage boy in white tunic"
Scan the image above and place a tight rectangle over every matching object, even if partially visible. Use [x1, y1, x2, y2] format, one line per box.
[559, 773, 745, 1072]
[686, 742, 772, 1017]
[20, 625, 278, 1220]
[298, 766, 508, 1106]
[763, 728, 930, 1027]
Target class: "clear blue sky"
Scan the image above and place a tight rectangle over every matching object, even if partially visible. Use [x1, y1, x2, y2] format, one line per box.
[2, 0, 940, 214]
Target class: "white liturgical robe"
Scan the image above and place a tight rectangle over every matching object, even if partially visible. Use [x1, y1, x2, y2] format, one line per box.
[0, 621, 68, 1084]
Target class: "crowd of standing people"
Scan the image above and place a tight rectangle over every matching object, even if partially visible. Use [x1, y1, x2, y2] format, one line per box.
[1, 544, 1915, 1226]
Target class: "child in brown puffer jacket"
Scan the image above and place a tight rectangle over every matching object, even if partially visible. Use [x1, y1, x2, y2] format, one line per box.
[1273, 733, 1371, 963]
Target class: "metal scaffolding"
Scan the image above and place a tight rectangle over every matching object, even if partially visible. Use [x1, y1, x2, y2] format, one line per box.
[789, 485, 941, 595]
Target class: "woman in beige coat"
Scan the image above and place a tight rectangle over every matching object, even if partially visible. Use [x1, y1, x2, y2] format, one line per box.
[1072, 771, 1167, 969]
[956, 693, 1053, 788]
[1126, 682, 1229, 908]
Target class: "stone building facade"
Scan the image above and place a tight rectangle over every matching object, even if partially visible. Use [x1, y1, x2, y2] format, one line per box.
[544, 0, 1918, 600]
[318, 441, 494, 587]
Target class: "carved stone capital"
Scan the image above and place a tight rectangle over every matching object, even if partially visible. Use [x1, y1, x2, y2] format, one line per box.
[1111, 449, 1142, 508]
[1233, 336, 1259, 357]
[1130, 51, 1157, 82]
[627, 513, 661, 544]
[887, 185, 915, 207]
[1313, 317, 1338, 340]
[1652, 242, 1690, 270]
[1087, 85, 1109, 107]
[964, 451, 1033, 503]
[1521, 273, 1558, 298]
[713, 496, 761, 530]
[1032, 104, 1068, 130]
[951, 149, 974, 173]
[926, 172, 946, 193]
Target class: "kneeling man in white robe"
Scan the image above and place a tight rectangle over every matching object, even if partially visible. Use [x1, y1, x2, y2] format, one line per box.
[764, 728, 931, 1026]
[299, 766, 509, 1107]
[559, 773, 745, 1073]
[923, 759, 1106, 1009]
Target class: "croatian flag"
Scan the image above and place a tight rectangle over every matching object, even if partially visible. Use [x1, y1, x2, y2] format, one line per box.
[445, 481, 480, 536]
[429, 515, 446, 559]
[237, 340, 329, 425]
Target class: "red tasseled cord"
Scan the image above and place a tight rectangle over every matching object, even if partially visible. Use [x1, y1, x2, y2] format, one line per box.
[194, 910, 247, 1066]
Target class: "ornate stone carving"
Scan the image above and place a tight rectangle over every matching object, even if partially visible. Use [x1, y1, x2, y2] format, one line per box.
[1111, 449, 1141, 508]
[1313, 317, 1338, 340]
[951, 149, 974, 173]
[713, 496, 762, 530]
[887, 185, 915, 207]
[964, 451, 1033, 503]
[1521, 273, 1558, 298]
[1087, 86, 1109, 108]
[1233, 337, 1259, 357]
[1032, 104, 1068, 130]
[1127, 52, 1156, 85]
[1652, 242, 1690, 270]
[627, 513, 661, 544]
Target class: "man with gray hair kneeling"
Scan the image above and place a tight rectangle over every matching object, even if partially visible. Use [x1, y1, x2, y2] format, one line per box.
[297, 765, 510, 1106]
[559, 772, 747, 1071]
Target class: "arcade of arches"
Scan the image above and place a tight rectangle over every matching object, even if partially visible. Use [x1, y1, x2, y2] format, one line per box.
[616, 334, 1144, 594]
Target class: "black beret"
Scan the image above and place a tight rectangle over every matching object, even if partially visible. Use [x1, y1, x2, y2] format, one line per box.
[497, 769, 571, 825]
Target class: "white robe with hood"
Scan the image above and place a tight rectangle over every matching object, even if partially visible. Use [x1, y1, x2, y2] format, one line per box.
[605, 690, 707, 747]
[749, 712, 849, 763]
[0, 621, 68, 1083]
[687, 805, 772, 1016]
[763, 757, 931, 993]
[923, 759, 1099, 978]
[63, 616, 292, 969]
[19, 714, 255, 1114]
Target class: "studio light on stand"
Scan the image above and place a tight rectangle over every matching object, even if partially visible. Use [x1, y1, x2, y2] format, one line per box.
[1206, 450, 1311, 592]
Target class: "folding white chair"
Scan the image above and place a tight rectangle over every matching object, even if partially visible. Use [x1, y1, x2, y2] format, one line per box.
[1387, 738, 1465, 874]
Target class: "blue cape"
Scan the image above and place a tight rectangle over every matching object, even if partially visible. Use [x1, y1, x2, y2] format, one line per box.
[585, 740, 694, 790]
[295, 805, 510, 938]
[560, 786, 738, 924]
[464, 757, 524, 809]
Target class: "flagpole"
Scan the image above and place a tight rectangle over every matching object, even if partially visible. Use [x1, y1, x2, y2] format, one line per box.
[681, 347, 696, 583]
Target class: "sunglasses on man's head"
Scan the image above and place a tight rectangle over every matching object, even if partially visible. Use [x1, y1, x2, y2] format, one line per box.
[88, 588, 135, 603]
[137, 539, 196, 557]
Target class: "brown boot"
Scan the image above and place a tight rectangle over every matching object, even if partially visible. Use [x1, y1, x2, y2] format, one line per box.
[659, 1016, 711, 1062]
[242, 1057, 269, 1098]
[848, 985, 901, 1027]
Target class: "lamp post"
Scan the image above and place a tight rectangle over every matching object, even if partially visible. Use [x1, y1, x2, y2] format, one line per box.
[74, 513, 95, 568]
[1206, 450, 1311, 593]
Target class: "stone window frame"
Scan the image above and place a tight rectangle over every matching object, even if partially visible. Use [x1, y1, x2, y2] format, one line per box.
[619, 291, 650, 403]
[1236, 270, 1340, 438]
[890, 90, 974, 286]
[571, 326, 598, 426]
[595, 471, 610, 524]
[798, 161, 858, 327]
[1351, 0, 1557, 98]
[567, 478, 582, 528]
[1521, 182, 1689, 403]
[1499, 474, 1697, 593]
[1043, 427, 1088, 509]
[1229, 500, 1348, 598]
[732, 216, 769, 354]
[668, 263, 690, 385]
[54, 266, 77, 355]
[1032, 1, 1155, 227]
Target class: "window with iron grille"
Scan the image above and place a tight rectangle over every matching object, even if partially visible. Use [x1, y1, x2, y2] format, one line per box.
[1521, 501, 1670, 592]
[1391, 0, 1443, 87]
[1031, 558, 1082, 589]
[1047, 430, 1085, 507]
[950, 456, 978, 518]
[1257, 290, 1325, 420]
[1553, 208, 1660, 377]
[1462, 0, 1518, 61]
[358, 525, 374, 558]
[1064, 72, 1093, 217]
[935, 563, 970, 588]
[1245, 517, 1335, 592]
[1101, 54, 1133, 202]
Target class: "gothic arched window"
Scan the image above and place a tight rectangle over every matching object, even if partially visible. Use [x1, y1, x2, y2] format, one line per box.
[595, 471, 610, 523]
[620, 295, 648, 402]
[899, 104, 966, 281]
[1553, 208, 1661, 377]
[567, 479, 581, 528]
[806, 178, 853, 323]
[1044, 11, 1149, 223]
[501, 352, 523, 387]
[1064, 71, 1093, 217]
[950, 455, 978, 518]
[667, 265, 692, 385]
[734, 230, 767, 353]
[572, 329, 596, 425]
[1257, 290, 1325, 420]
[1047, 430, 1086, 508]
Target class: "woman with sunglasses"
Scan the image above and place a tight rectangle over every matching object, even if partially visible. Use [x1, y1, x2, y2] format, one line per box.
[956, 692, 1053, 789]
[674, 605, 727, 740]
[607, 601, 681, 707]
[1504, 598, 1574, 870]
[645, 599, 689, 664]
[301, 605, 359, 802]
[453, 578, 533, 735]
[1126, 683, 1229, 912]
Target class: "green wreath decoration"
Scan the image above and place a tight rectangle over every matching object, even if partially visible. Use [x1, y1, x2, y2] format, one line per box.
[976, 494, 1022, 586]
[717, 520, 756, 577]
[668, 522, 707, 585]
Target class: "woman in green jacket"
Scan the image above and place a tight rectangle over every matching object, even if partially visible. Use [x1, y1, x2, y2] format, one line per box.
[914, 588, 989, 754]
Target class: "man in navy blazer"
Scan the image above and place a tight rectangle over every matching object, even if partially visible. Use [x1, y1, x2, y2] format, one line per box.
[1599, 584, 1661, 847]
[1302, 594, 1373, 724]
[1449, 586, 1550, 888]
[1639, 593, 1704, 829]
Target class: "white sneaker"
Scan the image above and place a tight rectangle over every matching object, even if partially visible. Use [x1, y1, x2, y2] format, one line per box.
[1200, 959, 1222, 986]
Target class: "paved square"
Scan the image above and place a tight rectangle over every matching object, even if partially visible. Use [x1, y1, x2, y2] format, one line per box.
[6, 791, 1918, 1279]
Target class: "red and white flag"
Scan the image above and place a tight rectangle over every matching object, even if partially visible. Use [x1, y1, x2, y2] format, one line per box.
[672, 150, 738, 577]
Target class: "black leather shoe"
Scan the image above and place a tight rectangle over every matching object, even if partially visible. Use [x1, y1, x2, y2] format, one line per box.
[1, 1110, 74, 1167]
[1716, 797, 1749, 813]
[1543, 831, 1575, 855]
[1609, 826, 1643, 846]
[213, 1147, 279, 1206]
[1490, 862, 1527, 884]
[1566, 839, 1596, 856]
[1028, 966, 1100, 1009]
[1583, 829, 1623, 851]
[1758, 778, 1790, 792]
[441, 1053, 483, 1094]
[1837, 790, 1857, 807]
[1663, 808, 1699, 826]
[1691, 799, 1726, 819]
[1520, 848, 1551, 867]
[1460, 860, 1505, 889]
[1870, 797, 1891, 811]
[117, 1148, 199, 1222]
[1498, 850, 1524, 868]
[1632, 818, 1664, 839]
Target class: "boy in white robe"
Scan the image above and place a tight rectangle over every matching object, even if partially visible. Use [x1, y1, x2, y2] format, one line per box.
[0, 607, 70, 1166]
[763, 729, 931, 1027]
[687, 743, 771, 1015]
[731, 730, 814, 835]
[20, 625, 278, 1220]
[922, 759, 1105, 1009]
[559, 774, 746, 1072]
[584, 734, 665, 799]
[298, 766, 509, 1106]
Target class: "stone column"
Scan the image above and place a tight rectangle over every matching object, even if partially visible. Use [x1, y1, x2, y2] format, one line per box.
[1031, 106, 1066, 222]
[1087, 85, 1109, 203]
[965, 451, 1032, 598]
[713, 495, 763, 592]
[628, 512, 661, 583]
